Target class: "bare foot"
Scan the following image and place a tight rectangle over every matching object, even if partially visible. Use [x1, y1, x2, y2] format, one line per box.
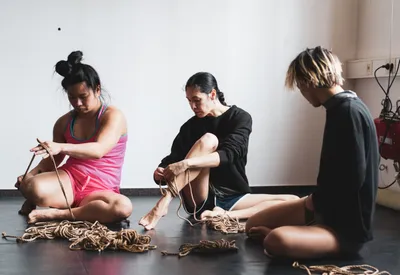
[27, 208, 65, 224]
[247, 226, 272, 240]
[18, 200, 36, 216]
[200, 206, 226, 220]
[139, 193, 172, 230]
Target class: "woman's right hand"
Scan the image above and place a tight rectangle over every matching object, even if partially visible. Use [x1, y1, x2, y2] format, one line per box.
[15, 172, 34, 189]
[14, 175, 25, 189]
[154, 167, 165, 182]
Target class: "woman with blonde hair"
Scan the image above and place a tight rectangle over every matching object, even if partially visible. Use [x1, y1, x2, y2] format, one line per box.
[245, 46, 379, 259]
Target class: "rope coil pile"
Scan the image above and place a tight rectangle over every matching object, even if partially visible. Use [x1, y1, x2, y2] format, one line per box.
[159, 169, 245, 234]
[293, 261, 392, 275]
[2, 220, 157, 253]
[161, 239, 238, 258]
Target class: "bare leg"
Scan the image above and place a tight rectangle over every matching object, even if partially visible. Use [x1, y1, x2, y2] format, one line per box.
[28, 191, 132, 224]
[201, 194, 300, 220]
[19, 170, 74, 211]
[139, 133, 218, 230]
[16, 173, 37, 215]
[245, 196, 309, 233]
[18, 200, 36, 216]
[262, 225, 340, 259]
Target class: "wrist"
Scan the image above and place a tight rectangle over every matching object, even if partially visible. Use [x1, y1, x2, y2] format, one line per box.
[60, 143, 68, 155]
[185, 159, 192, 169]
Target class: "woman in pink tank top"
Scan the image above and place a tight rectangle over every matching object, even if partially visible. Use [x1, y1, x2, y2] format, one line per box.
[15, 51, 132, 224]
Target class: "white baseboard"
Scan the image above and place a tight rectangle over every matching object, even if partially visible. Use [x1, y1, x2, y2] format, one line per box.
[376, 188, 400, 211]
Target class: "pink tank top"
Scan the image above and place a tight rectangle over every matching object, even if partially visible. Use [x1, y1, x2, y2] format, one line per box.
[62, 104, 128, 190]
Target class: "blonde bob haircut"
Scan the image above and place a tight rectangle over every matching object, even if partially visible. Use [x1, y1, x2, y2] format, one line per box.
[285, 46, 344, 90]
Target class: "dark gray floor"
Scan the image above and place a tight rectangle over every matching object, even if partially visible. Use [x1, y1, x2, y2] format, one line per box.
[0, 196, 398, 275]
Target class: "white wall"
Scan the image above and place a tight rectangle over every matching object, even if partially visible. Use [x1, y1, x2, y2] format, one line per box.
[354, 0, 400, 193]
[0, 0, 358, 189]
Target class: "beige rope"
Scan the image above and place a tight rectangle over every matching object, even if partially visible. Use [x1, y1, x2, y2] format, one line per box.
[292, 261, 392, 275]
[2, 220, 156, 253]
[21, 138, 74, 220]
[159, 169, 245, 234]
[161, 239, 238, 258]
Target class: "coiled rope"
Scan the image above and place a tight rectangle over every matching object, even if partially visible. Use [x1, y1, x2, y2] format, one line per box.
[292, 261, 392, 275]
[2, 220, 156, 253]
[161, 239, 238, 258]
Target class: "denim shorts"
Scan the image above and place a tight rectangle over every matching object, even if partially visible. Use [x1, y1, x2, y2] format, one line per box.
[182, 191, 249, 217]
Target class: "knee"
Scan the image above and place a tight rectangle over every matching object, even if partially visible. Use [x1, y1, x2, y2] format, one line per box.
[245, 218, 254, 234]
[284, 195, 300, 201]
[197, 133, 219, 151]
[112, 197, 133, 219]
[263, 229, 290, 257]
[20, 177, 47, 206]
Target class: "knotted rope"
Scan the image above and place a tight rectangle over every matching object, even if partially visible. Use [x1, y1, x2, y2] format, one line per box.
[292, 261, 392, 275]
[159, 169, 245, 234]
[2, 220, 156, 253]
[161, 239, 238, 258]
[21, 138, 74, 220]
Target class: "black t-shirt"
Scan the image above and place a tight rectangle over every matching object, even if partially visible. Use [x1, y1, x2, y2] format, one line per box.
[155, 105, 252, 197]
[312, 91, 379, 244]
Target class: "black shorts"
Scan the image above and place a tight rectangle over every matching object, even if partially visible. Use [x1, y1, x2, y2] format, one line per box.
[304, 196, 364, 256]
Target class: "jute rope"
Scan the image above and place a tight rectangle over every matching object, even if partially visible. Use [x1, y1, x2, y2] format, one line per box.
[21, 138, 74, 220]
[292, 261, 392, 275]
[159, 169, 245, 234]
[161, 239, 238, 258]
[4, 139, 156, 253]
[2, 220, 156, 253]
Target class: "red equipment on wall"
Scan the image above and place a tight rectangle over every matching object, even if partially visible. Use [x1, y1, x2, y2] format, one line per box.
[374, 116, 400, 162]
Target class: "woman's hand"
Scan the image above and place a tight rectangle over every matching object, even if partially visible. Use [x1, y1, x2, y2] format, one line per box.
[154, 167, 165, 182]
[30, 139, 62, 159]
[164, 160, 189, 182]
[14, 173, 34, 189]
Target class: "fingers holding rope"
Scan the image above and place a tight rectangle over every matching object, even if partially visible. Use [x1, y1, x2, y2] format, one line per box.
[19, 138, 75, 221]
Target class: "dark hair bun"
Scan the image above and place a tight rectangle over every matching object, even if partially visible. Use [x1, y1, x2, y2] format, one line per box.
[55, 51, 83, 77]
[67, 51, 83, 65]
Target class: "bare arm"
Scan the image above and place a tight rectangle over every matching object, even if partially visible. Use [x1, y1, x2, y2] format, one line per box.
[59, 107, 126, 159]
[186, 152, 220, 169]
[23, 114, 69, 177]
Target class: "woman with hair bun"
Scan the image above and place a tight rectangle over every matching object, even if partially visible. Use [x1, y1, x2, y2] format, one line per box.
[15, 51, 133, 224]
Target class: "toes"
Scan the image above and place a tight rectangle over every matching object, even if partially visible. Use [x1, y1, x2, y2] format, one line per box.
[200, 211, 212, 219]
[145, 225, 154, 231]
[138, 217, 148, 227]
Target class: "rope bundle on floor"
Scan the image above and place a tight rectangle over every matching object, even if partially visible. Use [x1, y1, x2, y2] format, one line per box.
[204, 215, 245, 234]
[2, 220, 157, 253]
[293, 261, 392, 275]
[161, 239, 238, 258]
[159, 170, 245, 235]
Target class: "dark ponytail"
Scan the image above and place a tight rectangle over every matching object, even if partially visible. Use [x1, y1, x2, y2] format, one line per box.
[185, 72, 227, 106]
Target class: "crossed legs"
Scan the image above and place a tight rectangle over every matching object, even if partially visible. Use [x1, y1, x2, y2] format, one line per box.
[245, 196, 342, 259]
[18, 171, 132, 224]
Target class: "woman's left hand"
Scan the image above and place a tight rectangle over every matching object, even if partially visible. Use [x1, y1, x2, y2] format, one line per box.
[30, 139, 62, 159]
[164, 160, 189, 182]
